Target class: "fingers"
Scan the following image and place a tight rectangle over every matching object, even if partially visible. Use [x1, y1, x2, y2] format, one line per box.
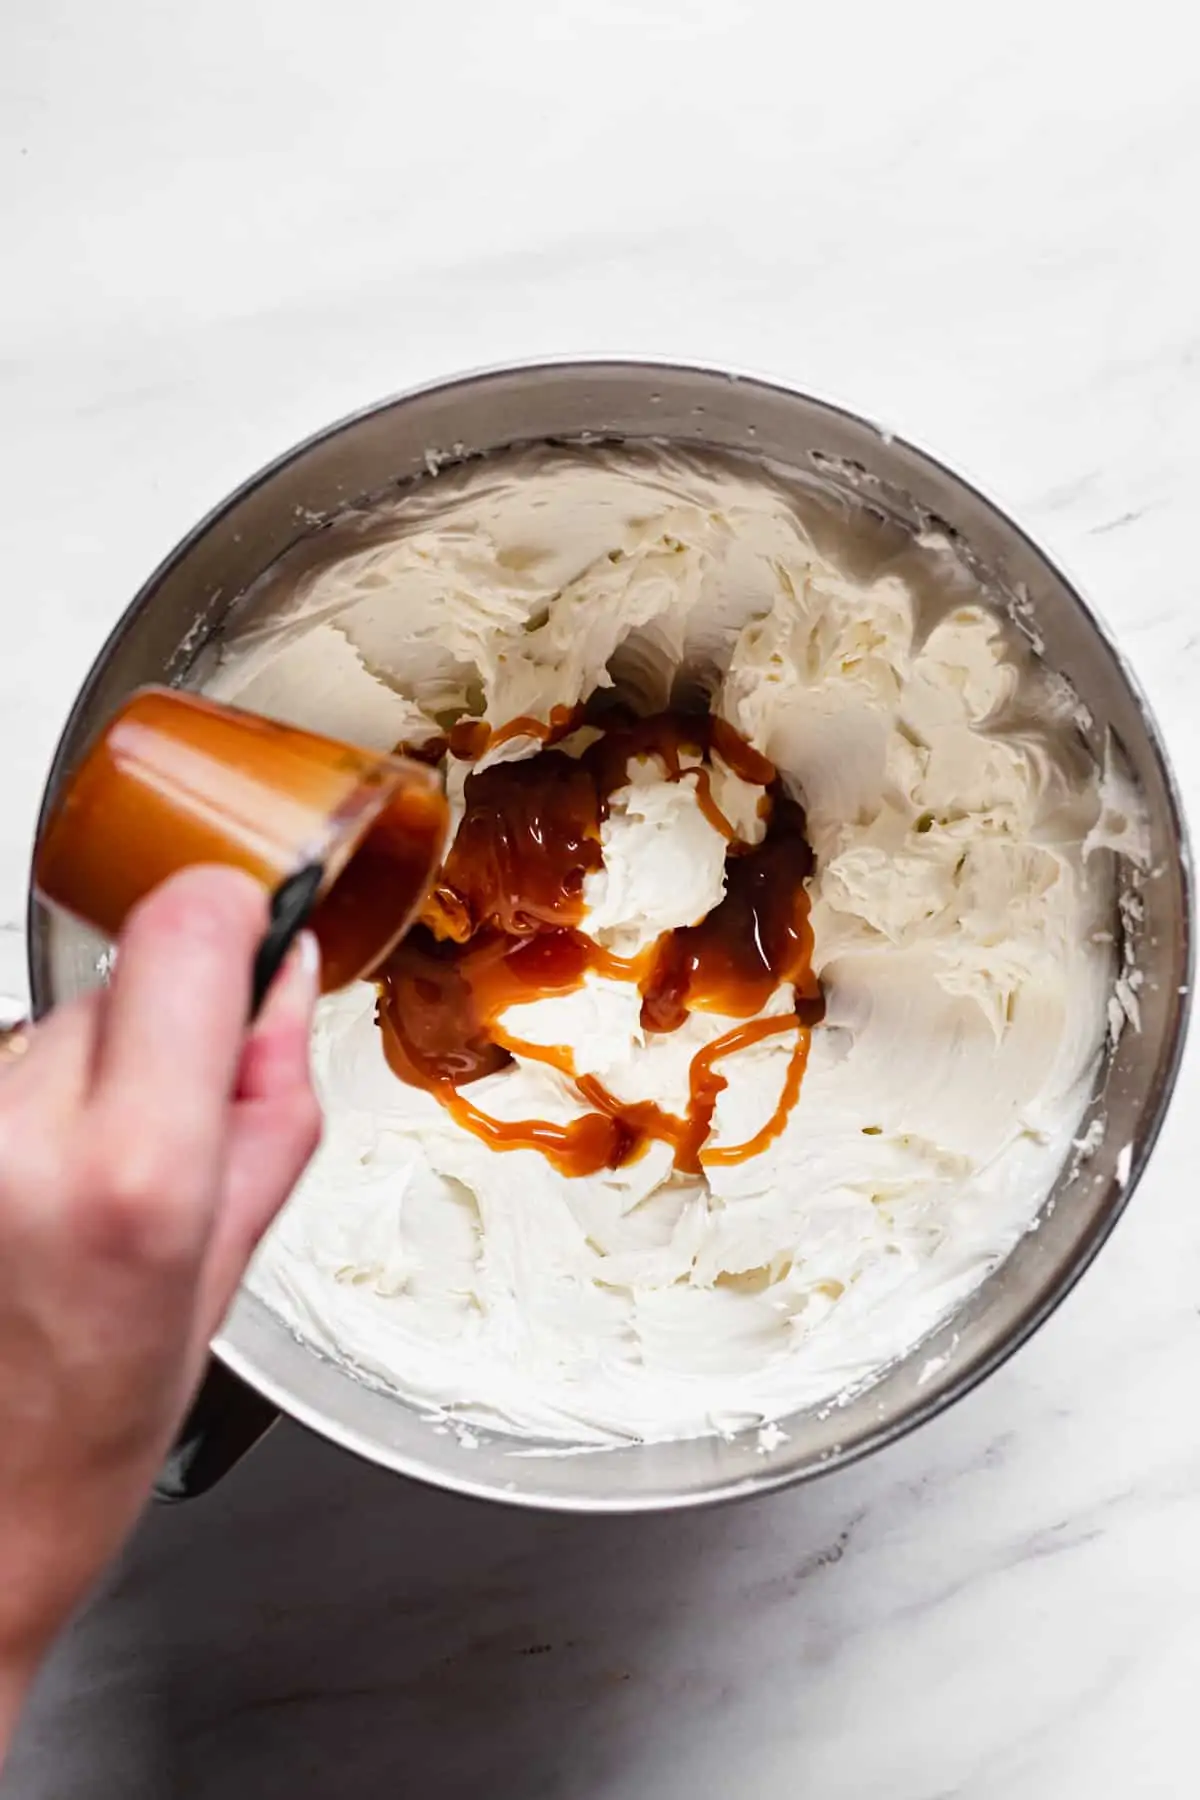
[0, 995, 104, 1242]
[16, 870, 320, 1345]
[0, 990, 103, 1117]
[199, 1086, 324, 1333]
[91, 866, 268, 1180]
[196, 935, 323, 1330]
[235, 932, 321, 1102]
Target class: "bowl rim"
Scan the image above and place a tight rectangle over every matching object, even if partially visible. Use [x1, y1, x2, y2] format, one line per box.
[27, 355, 1195, 1511]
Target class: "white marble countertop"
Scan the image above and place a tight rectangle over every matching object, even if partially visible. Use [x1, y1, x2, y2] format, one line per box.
[3, 4, 1199, 1795]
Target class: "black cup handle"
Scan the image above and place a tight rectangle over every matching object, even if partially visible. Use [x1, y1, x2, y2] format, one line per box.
[249, 861, 325, 1017]
[153, 861, 324, 1503]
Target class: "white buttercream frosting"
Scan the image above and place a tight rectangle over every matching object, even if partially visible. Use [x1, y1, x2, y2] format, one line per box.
[206, 446, 1123, 1445]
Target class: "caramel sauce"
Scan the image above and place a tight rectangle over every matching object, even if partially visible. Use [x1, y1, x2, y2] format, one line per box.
[441, 1085, 634, 1179]
[379, 929, 589, 1088]
[423, 751, 603, 944]
[375, 709, 823, 1177]
[639, 795, 817, 1033]
[688, 1016, 813, 1170]
[445, 702, 585, 764]
[691, 768, 737, 842]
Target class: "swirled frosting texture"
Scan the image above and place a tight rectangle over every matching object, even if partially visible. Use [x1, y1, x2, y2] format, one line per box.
[207, 447, 1119, 1443]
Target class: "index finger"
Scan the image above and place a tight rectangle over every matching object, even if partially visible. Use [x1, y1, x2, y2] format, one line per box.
[92, 866, 268, 1167]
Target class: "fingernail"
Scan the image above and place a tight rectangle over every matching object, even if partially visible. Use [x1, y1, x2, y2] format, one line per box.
[268, 931, 321, 1016]
[297, 930, 321, 987]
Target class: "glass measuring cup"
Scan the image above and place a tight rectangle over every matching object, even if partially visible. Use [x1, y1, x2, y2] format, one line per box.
[34, 687, 449, 996]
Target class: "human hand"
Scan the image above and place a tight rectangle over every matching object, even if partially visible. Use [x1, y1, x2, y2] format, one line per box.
[0, 867, 321, 1748]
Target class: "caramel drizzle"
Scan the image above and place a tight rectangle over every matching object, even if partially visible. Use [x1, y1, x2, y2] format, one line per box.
[376, 709, 822, 1177]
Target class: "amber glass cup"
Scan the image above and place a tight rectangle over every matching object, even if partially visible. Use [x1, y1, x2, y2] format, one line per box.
[34, 688, 449, 993]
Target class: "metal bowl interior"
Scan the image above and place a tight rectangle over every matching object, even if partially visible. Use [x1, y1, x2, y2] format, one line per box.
[29, 361, 1192, 1511]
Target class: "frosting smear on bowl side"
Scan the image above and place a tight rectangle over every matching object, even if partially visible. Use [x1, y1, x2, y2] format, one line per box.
[206, 446, 1123, 1445]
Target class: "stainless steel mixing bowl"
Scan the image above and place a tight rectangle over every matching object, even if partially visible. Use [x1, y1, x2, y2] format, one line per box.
[28, 361, 1192, 1511]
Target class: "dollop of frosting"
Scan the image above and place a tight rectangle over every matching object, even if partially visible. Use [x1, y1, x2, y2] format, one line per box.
[207, 446, 1121, 1445]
